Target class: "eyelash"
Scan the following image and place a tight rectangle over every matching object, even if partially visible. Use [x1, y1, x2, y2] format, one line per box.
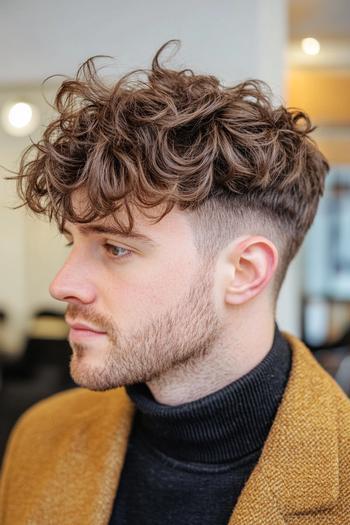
[64, 242, 132, 260]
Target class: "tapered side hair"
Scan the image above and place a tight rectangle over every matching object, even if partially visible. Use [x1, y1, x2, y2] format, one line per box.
[13, 39, 329, 302]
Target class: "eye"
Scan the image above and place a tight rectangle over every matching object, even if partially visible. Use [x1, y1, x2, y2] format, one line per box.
[63, 239, 132, 260]
[104, 244, 132, 259]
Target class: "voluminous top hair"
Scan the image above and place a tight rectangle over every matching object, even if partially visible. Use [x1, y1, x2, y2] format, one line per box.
[13, 40, 329, 301]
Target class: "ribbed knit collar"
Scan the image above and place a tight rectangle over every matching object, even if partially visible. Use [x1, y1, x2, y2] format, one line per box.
[125, 323, 292, 464]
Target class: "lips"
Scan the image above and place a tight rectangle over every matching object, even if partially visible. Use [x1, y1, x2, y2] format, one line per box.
[67, 321, 108, 343]
[70, 322, 106, 334]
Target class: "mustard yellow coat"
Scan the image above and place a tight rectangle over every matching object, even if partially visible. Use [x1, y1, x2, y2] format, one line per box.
[1, 332, 350, 524]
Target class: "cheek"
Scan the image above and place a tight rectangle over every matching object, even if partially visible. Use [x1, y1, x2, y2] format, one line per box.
[102, 257, 195, 321]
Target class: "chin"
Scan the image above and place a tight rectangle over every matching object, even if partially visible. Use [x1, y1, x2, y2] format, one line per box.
[69, 358, 128, 392]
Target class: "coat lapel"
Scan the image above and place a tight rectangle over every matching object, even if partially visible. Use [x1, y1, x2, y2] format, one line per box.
[228, 332, 339, 524]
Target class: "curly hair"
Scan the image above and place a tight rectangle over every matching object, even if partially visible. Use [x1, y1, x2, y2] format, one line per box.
[12, 39, 329, 302]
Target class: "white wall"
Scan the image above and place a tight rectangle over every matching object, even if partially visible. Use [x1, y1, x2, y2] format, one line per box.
[0, 0, 286, 90]
[0, 86, 66, 352]
[1, 0, 296, 353]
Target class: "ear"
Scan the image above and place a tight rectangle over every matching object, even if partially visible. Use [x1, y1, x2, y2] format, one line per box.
[224, 235, 279, 306]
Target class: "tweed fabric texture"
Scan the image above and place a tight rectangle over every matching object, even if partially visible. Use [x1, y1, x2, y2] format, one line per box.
[0, 332, 350, 524]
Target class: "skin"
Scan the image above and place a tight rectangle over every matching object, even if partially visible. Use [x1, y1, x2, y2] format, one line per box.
[50, 190, 279, 406]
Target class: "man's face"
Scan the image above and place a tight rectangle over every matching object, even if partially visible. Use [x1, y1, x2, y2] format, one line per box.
[49, 192, 223, 391]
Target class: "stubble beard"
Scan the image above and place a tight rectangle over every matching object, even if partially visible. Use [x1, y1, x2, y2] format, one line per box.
[67, 264, 222, 391]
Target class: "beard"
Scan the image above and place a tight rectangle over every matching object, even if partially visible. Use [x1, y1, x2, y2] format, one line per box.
[66, 262, 222, 391]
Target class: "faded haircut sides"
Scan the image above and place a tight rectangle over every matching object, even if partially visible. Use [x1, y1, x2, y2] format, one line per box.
[11, 39, 330, 305]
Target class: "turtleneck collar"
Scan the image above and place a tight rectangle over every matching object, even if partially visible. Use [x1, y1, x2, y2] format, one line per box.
[125, 323, 292, 464]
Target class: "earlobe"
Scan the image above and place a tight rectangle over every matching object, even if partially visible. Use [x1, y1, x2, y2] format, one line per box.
[224, 236, 278, 306]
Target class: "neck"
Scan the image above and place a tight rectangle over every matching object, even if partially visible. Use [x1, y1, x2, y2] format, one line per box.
[146, 314, 276, 406]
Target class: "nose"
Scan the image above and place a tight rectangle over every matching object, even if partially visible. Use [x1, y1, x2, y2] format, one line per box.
[49, 253, 96, 306]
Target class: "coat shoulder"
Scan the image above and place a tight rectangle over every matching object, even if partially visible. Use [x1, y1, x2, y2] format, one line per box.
[13, 386, 126, 433]
[0, 386, 128, 477]
[0, 386, 133, 524]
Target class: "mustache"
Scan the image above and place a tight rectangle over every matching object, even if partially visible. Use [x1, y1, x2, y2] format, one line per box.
[65, 304, 115, 333]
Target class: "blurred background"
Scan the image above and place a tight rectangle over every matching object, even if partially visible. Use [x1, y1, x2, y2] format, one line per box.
[0, 0, 349, 461]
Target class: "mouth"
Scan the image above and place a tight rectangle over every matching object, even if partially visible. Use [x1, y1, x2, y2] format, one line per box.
[66, 320, 107, 341]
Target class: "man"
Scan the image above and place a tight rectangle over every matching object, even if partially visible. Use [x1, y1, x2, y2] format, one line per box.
[1, 40, 349, 524]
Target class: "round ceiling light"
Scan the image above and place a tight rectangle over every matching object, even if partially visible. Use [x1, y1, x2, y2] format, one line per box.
[301, 37, 321, 56]
[1, 100, 40, 137]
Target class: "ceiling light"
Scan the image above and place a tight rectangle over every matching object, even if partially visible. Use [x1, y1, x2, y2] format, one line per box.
[8, 102, 33, 128]
[301, 37, 321, 56]
[1, 100, 39, 137]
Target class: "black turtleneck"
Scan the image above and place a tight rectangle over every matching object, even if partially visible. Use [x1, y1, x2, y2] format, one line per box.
[109, 324, 292, 525]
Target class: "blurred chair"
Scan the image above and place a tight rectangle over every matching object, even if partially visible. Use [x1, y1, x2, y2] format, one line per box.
[2, 309, 71, 381]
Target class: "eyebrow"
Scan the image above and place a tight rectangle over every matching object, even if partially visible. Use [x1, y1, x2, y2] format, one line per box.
[61, 224, 158, 247]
